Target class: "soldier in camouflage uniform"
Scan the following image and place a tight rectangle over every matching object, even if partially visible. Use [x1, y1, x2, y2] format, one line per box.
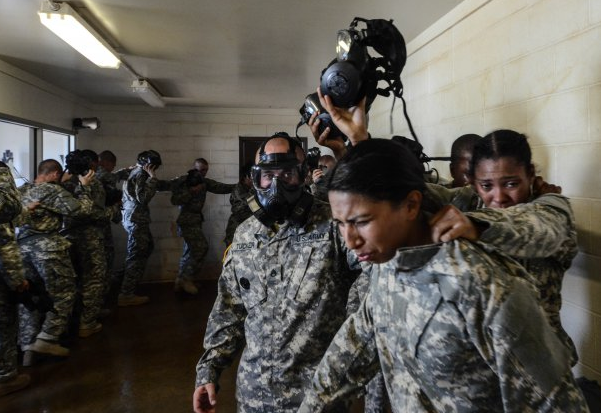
[96, 150, 132, 298]
[119, 150, 173, 306]
[298, 138, 588, 413]
[172, 158, 234, 295]
[429, 130, 578, 364]
[193, 134, 360, 413]
[223, 162, 253, 247]
[0, 164, 31, 396]
[16, 159, 94, 360]
[61, 150, 117, 337]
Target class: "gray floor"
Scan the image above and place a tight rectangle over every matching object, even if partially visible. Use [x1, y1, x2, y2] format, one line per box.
[2, 281, 366, 413]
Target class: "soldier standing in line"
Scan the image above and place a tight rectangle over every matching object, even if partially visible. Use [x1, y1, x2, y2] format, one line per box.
[16, 159, 94, 361]
[118, 150, 173, 306]
[95, 150, 132, 297]
[223, 162, 253, 247]
[0, 163, 32, 396]
[192, 134, 360, 413]
[172, 158, 234, 295]
[61, 150, 118, 338]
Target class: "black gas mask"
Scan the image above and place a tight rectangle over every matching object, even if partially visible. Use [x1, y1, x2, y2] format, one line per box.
[249, 135, 312, 227]
[319, 17, 406, 108]
[297, 92, 345, 141]
[297, 18, 406, 140]
[65, 150, 91, 175]
[137, 150, 162, 168]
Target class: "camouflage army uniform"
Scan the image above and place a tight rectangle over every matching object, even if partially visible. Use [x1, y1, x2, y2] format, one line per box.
[120, 166, 171, 296]
[16, 181, 93, 346]
[171, 178, 233, 282]
[299, 239, 589, 413]
[96, 166, 129, 292]
[195, 199, 360, 413]
[223, 181, 253, 246]
[61, 175, 114, 327]
[466, 193, 579, 364]
[345, 265, 389, 413]
[344, 183, 483, 413]
[422, 182, 482, 213]
[121, 166, 177, 296]
[0, 167, 27, 382]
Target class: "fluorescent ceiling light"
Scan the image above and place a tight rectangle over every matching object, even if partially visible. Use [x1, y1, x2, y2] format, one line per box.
[38, 1, 121, 69]
[131, 79, 165, 108]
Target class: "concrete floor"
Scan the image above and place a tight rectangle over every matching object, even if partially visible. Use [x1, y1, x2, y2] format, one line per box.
[2, 281, 238, 413]
[2, 281, 367, 413]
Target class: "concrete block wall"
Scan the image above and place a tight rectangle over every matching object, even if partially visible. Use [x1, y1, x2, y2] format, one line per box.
[77, 106, 320, 283]
[369, 0, 601, 381]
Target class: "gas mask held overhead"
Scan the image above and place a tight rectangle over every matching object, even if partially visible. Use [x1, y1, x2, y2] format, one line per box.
[249, 134, 312, 227]
[321, 17, 407, 108]
[297, 17, 407, 140]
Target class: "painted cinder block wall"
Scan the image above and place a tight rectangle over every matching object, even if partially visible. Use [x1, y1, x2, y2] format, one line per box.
[369, 0, 601, 382]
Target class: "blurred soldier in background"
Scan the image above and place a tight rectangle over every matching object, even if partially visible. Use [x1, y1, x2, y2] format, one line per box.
[0, 163, 31, 396]
[223, 162, 253, 247]
[171, 158, 234, 295]
[118, 150, 172, 306]
[17, 159, 94, 362]
[95, 150, 131, 304]
[61, 150, 117, 337]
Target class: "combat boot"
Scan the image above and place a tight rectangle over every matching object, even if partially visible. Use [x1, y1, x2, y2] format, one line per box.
[0, 374, 30, 397]
[174, 278, 198, 295]
[79, 322, 103, 338]
[27, 338, 70, 357]
[118, 294, 149, 306]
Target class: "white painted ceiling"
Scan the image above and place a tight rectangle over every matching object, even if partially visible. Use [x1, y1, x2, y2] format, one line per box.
[0, 0, 464, 109]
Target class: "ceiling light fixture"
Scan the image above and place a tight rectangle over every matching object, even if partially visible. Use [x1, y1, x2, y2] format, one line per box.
[131, 79, 165, 108]
[38, 1, 121, 69]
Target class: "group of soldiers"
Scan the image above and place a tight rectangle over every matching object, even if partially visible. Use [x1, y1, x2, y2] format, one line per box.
[191, 89, 590, 412]
[0, 148, 252, 397]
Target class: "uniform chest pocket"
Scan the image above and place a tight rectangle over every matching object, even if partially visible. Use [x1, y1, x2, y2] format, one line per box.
[237, 272, 266, 311]
[286, 244, 330, 304]
[232, 253, 267, 311]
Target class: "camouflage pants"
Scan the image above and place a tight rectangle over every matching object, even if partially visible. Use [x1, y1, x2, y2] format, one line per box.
[66, 226, 107, 326]
[121, 221, 154, 296]
[0, 282, 18, 381]
[178, 226, 208, 281]
[18, 245, 77, 345]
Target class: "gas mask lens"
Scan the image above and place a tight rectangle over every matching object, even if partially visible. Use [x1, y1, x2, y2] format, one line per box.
[258, 167, 301, 189]
[336, 30, 353, 60]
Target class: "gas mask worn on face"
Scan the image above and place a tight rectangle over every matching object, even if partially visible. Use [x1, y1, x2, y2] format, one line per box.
[250, 135, 313, 227]
[255, 175, 303, 222]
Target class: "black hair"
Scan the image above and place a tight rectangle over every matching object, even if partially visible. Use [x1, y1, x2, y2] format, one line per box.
[469, 129, 533, 178]
[194, 158, 208, 165]
[450, 134, 481, 163]
[99, 150, 117, 163]
[38, 159, 62, 175]
[81, 149, 99, 163]
[327, 138, 426, 205]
